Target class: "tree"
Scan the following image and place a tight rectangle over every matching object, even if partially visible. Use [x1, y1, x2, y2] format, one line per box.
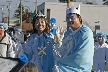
[82, 20, 95, 32]
[14, 3, 26, 21]
[59, 0, 76, 3]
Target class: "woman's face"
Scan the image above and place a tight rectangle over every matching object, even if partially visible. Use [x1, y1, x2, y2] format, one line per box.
[35, 18, 46, 32]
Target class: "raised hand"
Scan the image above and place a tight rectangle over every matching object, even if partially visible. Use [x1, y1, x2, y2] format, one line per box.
[56, 26, 65, 42]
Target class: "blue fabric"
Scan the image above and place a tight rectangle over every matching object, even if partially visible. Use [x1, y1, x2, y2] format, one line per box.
[51, 28, 56, 35]
[14, 27, 22, 32]
[0, 23, 8, 30]
[57, 25, 94, 72]
[26, 34, 36, 61]
[27, 32, 54, 72]
[64, 27, 72, 37]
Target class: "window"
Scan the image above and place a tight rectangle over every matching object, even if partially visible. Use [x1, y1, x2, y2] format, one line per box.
[47, 9, 50, 22]
[103, 0, 106, 1]
[42, 9, 44, 14]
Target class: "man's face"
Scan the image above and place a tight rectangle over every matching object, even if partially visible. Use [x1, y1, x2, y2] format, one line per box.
[0, 26, 5, 37]
[98, 36, 103, 44]
[66, 13, 80, 28]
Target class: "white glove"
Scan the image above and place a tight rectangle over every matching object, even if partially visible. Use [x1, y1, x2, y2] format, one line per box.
[56, 26, 65, 42]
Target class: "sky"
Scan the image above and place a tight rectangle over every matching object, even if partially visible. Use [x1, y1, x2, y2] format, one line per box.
[0, 0, 59, 21]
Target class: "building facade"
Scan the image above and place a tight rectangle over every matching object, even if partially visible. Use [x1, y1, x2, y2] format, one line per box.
[37, 2, 108, 35]
[76, 0, 108, 5]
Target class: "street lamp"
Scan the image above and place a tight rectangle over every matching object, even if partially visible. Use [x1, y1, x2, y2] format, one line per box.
[20, 0, 22, 29]
[0, 8, 3, 22]
[6, 0, 12, 26]
[24, 0, 38, 14]
[17, 0, 23, 29]
[0, 5, 6, 22]
[24, 6, 31, 12]
[16, 3, 31, 12]
[36, 0, 37, 14]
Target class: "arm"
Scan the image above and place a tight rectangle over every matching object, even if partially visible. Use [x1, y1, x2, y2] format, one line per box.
[53, 35, 72, 60]
[8, 37, 15, 58]
[52, 27, 71, 60]
[22, 38, 33, 54]
[23, 33, 38, 54]
[17, 43, 24, 58]
[58, 30, 94, 70]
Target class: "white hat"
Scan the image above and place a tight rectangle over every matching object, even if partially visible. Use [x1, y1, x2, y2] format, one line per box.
[33, 11, 46, 21]
[0, 23, 8, 30]
[35, 11, 46, 18]
[66, 4, 80, 15]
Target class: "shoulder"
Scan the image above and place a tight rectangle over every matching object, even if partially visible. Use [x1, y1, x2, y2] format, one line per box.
[75, 25, 94, 42]
[5, 33, 13, 44]
[44, 32, 54, 40]
[103, 43, 108, 48]
[80, 25, 92, 33]
[28, 33, 37, 40]
[29, 33, 36, 38]
[6, 33, 12, 40]
[80, 25, 93, 37]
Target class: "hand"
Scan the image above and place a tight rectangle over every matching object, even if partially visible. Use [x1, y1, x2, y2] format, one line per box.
[56, 26, 65, 42]
[20, 54, 28, 62]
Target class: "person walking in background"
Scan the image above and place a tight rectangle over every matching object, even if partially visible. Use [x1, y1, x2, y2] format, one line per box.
[0, 23, 15, 58]
[23, 11, 55, 72]
[7, 27, 23, 58]
[94, 32, 108, 72]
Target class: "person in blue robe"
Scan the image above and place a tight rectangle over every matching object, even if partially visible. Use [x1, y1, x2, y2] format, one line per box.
[53, 4, 94, 72]
[22, 11, 55, 72]
[94, 32, 108, 72]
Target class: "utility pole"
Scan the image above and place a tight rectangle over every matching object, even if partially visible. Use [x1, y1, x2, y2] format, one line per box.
[1, 8, 3, 22]
[67, 0, 70, 8]
[0, 5, 5, 22]
[35, 0, 37, 14]
[8, 3, 10, 26]
[6, 0, 12, 26]
[20, 0, 22, 29]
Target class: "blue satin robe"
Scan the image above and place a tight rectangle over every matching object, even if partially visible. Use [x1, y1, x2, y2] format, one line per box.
[23, 33, 54, 72]
[54, 25, 94, 72]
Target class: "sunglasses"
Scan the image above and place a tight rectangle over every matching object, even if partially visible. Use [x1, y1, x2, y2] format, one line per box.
[66, 14, 77, 22]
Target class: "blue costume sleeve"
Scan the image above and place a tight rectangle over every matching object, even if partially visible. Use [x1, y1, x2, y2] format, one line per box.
[57, 26, 94, 72]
